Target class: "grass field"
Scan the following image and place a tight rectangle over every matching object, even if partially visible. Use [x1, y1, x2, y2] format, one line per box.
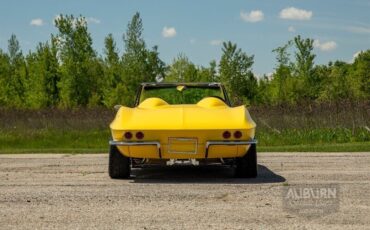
[0, 103, 369, 153]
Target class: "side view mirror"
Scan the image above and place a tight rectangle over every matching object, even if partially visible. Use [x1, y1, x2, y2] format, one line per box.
[114, 105, 122, 111]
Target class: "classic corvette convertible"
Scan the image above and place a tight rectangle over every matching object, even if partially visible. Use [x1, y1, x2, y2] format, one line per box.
[109, 82, 257, 178]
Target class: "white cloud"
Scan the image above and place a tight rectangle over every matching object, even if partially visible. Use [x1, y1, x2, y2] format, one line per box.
[54, 15, 61, 20]
[53, 15, 62, 25]
[346, 26, 370, 34]
[314, 39, 337, 52]
[210, 40, 223, 46]
[288, 26, 295, 32]
[240, 10, 264, 22]
[86, 17, 101, 24]
[30, 18, 44, 26]
[53, 15, 100, 27]
[279, 7, 312, 20]
[353, 51, 361, 59]
[255, 72, 274, 79]
[352, 51, 363, 62]
[162, 26, 176, 38]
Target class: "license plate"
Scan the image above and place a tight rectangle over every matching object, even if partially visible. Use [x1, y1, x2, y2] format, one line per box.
[168, 137, 198, 154]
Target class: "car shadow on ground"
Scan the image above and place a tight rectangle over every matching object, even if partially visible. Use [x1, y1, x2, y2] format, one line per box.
[130, 164, 285, 184]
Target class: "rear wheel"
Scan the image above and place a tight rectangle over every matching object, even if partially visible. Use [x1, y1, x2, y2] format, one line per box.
[109, 145, 131, 179]
[235, 144, 257, 178]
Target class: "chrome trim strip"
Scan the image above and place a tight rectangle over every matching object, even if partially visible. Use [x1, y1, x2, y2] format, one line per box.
[205, 139, 257, 158]
[205, 140, 257, 148]
[109, 140, 160, 146]
[109, 140, 162, 158]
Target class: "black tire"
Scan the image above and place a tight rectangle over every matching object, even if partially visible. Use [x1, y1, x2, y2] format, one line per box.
[235, 144, 257, 178]
[109, 145, 131, 179]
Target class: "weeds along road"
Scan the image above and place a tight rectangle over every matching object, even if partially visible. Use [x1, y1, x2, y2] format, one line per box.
[0, 152, 369, 229]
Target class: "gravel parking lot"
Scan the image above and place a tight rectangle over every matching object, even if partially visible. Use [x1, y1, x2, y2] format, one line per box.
[0, 152, 369, 229]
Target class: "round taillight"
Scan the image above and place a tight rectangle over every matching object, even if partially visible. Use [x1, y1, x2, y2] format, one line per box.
[124, 132, 132, 139]
[136, 131, 144, 139]
[234, 131, 242, 139]
[223, 131, 231, 139]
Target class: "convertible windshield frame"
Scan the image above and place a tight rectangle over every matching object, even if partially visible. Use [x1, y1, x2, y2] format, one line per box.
[134, 82, 231, 107]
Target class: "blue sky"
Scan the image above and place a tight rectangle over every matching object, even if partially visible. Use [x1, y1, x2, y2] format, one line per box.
[0, 0, 369, 75]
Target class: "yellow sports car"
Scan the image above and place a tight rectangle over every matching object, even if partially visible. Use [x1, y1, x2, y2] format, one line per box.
[109, 82, 257, 178]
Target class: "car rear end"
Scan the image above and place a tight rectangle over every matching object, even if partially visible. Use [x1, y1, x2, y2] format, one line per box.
[110, 128, 256, 163]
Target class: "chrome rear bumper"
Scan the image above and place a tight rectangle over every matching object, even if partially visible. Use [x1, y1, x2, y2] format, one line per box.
[205, 140, 257, 158]
[109, 139, 257, 159]
[109, 140, 162, 158]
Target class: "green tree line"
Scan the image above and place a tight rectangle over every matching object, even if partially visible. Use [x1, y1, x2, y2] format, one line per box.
[0, 13, 369, 108]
